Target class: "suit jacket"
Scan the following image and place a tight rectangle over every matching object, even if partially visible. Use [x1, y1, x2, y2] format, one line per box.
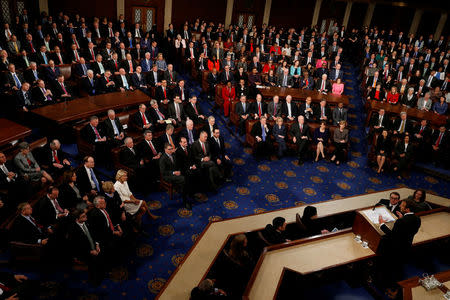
[4, 72, 24, 89]
[147, 70, 160, 87]
[250, 101, 267, 117]
[179, 128, 198, 145]
[202, 124, 219, 138]
[235, 101, 250, 117]
[208, 136, 227, 161]
[172, 86, 190, 101]
[120, 60, 137, 74]
[167, 102, 187, 122]
[332, 107, 347, 125]
[395, 142, 414, 160]
[81, 124, 105, 144]
[148, 107, 168, 123]
[380, 213, 421, 253]
[91, 61, 106, 76]
[24, 68, 43, 84]
[15, 89, 35, 109]
[81, 77, 98, 96]
[101, 117, 124, 139]
[290, 122, 311, 140]
[175, 146, 196, 174]
[281, 102, 299, 118]
[159, 153, 179, 179]
[97, 76, 117, 94]
[108, 59, 121, 74]
[137, 139, 161, 162]
[262, 224, 287, 244]
[140, 59, 153, 72]
[36, 196, 64, 227]
[76, 166, 101, 195]
[392, 118, 413, 133]
[315, 105, 332, 121]
[276, 74, 294, 87]
[315, 79, 332, 92]
[416, 97, 432, 110]
[11, 214, 45, 244]
[191, 140, 212, 165]
[114, 74, 133, 90]
[131, 73, 147, 88]
[185, 103, 204, 123]
[370, 113, 390, 129]
[300, 77, 314, 89]
[267, 101, 282, 118]
[68, 221, 98, 260]
[163, 70, 179, 85]
[207, 72, 219, 88]
[329, 69, 343, 81]
[155, 86, 171, 101]
[73, 63, 90, 77]
[130, 110, 152, 131]
[39, 145, 67, 168]
[87, 207, 114, 244]
[120, 147, 141, 170]
[376, 199, 401, 215]
[45, 67, 61, 82]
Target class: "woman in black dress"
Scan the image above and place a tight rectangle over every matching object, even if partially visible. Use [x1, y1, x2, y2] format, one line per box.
[59, 170, 90, 210]
[375, 129, 391, 174]
[301, 206, 329, 237]
[313, 121, 329, 162]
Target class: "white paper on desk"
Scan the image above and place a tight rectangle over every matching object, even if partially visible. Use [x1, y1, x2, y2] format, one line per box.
[362, 207, 395, 224]
[256, 85, 265, 89]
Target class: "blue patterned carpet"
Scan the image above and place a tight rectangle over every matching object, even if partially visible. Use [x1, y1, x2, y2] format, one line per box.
[1, 63, 449, 300]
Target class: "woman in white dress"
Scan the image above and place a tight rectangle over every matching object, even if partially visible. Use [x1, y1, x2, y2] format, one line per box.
[114, 170, 159, 220]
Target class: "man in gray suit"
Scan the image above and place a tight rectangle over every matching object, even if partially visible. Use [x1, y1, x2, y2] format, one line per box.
[235, 95, 250, 135]
[277, 69, 293, 87]
[267, 95, 282, 120]
[416, 92, 432, 111]
[7, 35, 21, 55]
[332, 102, 348, 125]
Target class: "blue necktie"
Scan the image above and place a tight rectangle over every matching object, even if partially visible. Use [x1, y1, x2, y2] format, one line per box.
[43, 53, 48, 64]
[13, 73, 21, 88]
[123, 76, 129, 89]
[129, 39, 132, 47]
[33, 70, 38, 80]
[262, 125, 266, 141]
[111, 120, 119, 135]
[188, 130, 193, 144]
[89, 168, 100, 191]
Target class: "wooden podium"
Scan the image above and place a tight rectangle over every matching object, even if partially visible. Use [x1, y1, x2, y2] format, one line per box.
[352, 206, 397, 254]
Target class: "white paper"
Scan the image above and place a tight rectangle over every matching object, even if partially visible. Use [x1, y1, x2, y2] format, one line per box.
[361, 206, 395, 224]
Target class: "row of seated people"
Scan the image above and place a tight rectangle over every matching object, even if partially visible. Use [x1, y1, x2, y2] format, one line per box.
[369, 109, 449, 174]
[232, 94, 347, 132]
[204, 54, 344, 100]
[192, 188, 434, 299]
[367, 83, 448, 115]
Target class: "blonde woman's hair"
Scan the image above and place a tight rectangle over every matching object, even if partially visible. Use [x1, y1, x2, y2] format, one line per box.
[115, 169, 128, 181]
[339, 120, 347, 127]
[102, 181, 115, 193]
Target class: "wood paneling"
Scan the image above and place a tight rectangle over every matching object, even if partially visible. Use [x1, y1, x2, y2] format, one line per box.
[172, 0, 227, 29]
[125, 0, 164, 32]
[48, 0, 116, 19]
[269, 0, 315, 28]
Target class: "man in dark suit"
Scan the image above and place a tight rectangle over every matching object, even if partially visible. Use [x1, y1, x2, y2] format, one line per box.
[430, 126, 449, 167]
[209, 128, 232, 180]
[120, 137, 144, 171]
[39, 139, 71, 175]
[173, 80, 190, 102]
[108, 53, 121, 74]
[45, 60, 61, 82]
[87, 196, 123, 256]
[101, 109, 125, 147]
[202, 116, 219, 138]
[76, 156, 102, 197]
[82, 70, 98, 96]
[163, 64, 179, 85]
[250, 94, 268, 120]
[5, 64, 24, 91]
[159, 143, 189, 208]
[378, 199, 421, 292]
[137, 130, 161, 189]
[81, 116, 109, 160]
[290, 115, 310, 165]
[375, 192, 401, 216]
[131, 66, 149, 93]
[185, 96, 206, 124]
[0, 152, 31, 208]
[206, 68, 219, 100]
[53, 75, 73, 101]
[392, 112, 412, 136]
[97, 70, 117, 94]
[15, 82, 36, 111]
[147, 64, 160, 87]
[261, 217, 288, 245]
[155, 80, 171, 103]
[251, 116, 273, 159]
[281, 95, 299, 121]
[411, 119, 432, 160]
[314, 100, 332, 123]
[175, 137, 200, 207]
[370, 108, 390, 136]
[115, 68, 134, 91]
[179, 120, 198, 146]
[167, 96, 187, 126]
[36, 186, 69, 228]
[235, 96, 250, 135]
[148, 100, 170, 131]
[130, 104, 152, 132]
[316, 74, 332, 93]
[191, 131, 222, 192]
[393, 135, 414, 179]
[68, 209, 104, 285]
[12, 202, 48, 245]
[332, 102, 348, 125]
[300, 72, 314, 90]
[120, 54, 137, 74]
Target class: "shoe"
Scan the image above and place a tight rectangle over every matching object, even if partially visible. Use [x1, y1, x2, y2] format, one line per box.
[184, 202, 192, 210]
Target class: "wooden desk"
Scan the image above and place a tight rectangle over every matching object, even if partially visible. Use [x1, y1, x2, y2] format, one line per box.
[31, 90, 149, 124]
[399, 270, 450, 300]
[259, 87, 349, 106]
[0, 119, 31, 147]
[245, 231, 375, 300]
[156, 188, 450, 300]
[365, 100, 447, 127]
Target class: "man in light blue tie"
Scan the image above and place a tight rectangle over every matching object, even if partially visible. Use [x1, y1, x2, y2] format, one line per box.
[77, 156, 102, 196]
[8, 64, 22, 90]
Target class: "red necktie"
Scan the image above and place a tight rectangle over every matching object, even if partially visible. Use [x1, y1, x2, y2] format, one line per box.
[149, 141, 157, 155]
[75, 51, 80, 61]
[129, 61, 133, 73]
[101, 209, 115, 231]
[193, 104, 198, 115]
[419, 127, 424, 135]
[26, 158, 32, 166]
[93, 126, 101, 139]
[157, 110, 164, 119]
[115, 61, 118, 69]
[305, 79, 308, 87]
[300, 124, 303, 132]
[106, 77, 109, 83]
[435, 133, 443, 147]
[258, 103, 262, 117]
[0, 283, 11, 292]
[201, 142, 206, 154]
[91, 49, 94, 61]
[163, 88, 166, 99]
[60, 82, 67, 94]
[53, 199, 63, 213]
[53, 150, 60, 163]
[273, 103, 277, 115]
[170, 72, 173, 81]
[30, 42, 35, 53]
[142, 112, 147, 125]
